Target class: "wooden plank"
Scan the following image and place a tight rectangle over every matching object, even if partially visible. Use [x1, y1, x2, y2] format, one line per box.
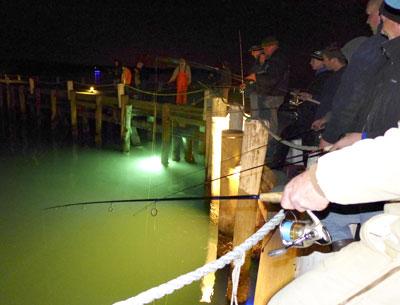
[254, 230, 296, 305]
[229, 120, 268, 303]
[0, 79, 27, 85]
[170, 116, 205, 127]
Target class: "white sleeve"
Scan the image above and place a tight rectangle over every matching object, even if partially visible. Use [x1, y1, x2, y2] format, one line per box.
[316, 125, 400, 204]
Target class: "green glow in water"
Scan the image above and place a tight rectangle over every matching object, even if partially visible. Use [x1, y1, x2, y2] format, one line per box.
[136, 155, 164, 173]
[0, 144, 226, 305]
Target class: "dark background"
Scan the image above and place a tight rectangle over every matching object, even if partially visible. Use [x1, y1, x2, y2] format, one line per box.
[0, 0, 371, 87]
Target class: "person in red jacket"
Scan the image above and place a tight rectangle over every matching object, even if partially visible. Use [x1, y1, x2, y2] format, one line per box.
[168, 58, 192, 104]
[121, 64, 132, 85]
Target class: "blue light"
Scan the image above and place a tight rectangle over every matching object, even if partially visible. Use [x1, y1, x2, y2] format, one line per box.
[94, 67, 101, 84]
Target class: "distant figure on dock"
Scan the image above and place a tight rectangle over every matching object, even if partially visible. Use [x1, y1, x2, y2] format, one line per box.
[168, 58, 192, 104]
[133, 61, 144, 99]
[113, 59, 122, 84]
[121, 64, 132, 85]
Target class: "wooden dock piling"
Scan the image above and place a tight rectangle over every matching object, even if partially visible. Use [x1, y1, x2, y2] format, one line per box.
[95, 95, 103, 147]
[19, 86, 26, 114]
[228, 120, 268, 303]
[161, 103, 171, 166]
[69, 90, 78, 138]
[50, 89, 57, 122]
[217, 129, 243, 255]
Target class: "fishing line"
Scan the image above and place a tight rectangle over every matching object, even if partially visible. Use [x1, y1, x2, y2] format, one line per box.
[165, 150, 324, 199]
[46, 149, 323, 211]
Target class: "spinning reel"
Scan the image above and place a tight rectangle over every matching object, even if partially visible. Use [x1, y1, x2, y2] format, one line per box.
[269, 210, 332, 257]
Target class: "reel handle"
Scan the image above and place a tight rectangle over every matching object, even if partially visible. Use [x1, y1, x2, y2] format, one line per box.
[259, 192, 282, 203]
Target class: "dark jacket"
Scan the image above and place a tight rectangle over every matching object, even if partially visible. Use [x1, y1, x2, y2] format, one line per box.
[297, 69, 333, 126]
[314, 66, 346, 120]
[308, 68, 333, 101]
[322, 33, 388, 143]
[363, 36, 400, 138]
[256, 49, 290, 97]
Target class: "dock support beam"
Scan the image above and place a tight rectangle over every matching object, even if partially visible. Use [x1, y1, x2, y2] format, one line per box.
[228, 120, 268, 303]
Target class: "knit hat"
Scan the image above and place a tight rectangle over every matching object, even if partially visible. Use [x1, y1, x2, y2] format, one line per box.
[381, 0, 400, 23]
[261, 36, 279, 47]
[311, 50, 323, 60]
[321, 46, 347, 62]
[248, 45, 263, 52]
[341, 36, 368, 62]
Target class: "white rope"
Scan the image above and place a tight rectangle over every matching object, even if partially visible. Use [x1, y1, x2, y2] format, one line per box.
[230, 252, 246, 305]
[112, 210, 285, 305]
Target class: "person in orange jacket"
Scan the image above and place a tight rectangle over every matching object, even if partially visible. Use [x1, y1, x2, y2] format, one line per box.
[168, 58, 192, 104]
[121, 64, 132, 85]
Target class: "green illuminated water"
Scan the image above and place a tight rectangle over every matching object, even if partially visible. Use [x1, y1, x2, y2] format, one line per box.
[0, 128, 228, 305]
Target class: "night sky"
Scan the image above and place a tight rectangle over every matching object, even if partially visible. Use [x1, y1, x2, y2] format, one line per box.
[1, 0, 370, 75]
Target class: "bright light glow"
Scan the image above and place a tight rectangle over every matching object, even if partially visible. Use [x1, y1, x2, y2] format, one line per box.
[200, 223, 218, 303]
[210, 116, 229, 223]
[137, 155, 163, 173]
[89, 86, 95, 93]
[228, 165, 241, 180]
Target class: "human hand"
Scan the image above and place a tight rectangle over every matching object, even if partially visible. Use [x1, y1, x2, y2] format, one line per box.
[319, 138, 332, 151]
[331, 133, 362, 150]
[245, 73, 256, 82]
[298, 92, 312, 101]
[281, 171, 329, 212]
[311, 117, 327, 131]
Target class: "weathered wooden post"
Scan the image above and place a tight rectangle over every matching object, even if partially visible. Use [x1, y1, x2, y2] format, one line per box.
[121, 95, 132, 153]
[209, 94, 228, 224]
[204, 89, 212, 175]
[161, 103, 171, 166]
[218, 129, 243, 255]
[5, 76, 11, 110]
[67, 80, 74, 100]
[10, 85, 16, 111]
[229, 104, 243, 131]
[117, 83, 125, 108]
[95, 95, 103, 147]
[0, 85, 3, 110]
[227, 120, 268, 303]
[18, 86, 26, 114]
[120, 93, 126, 139]
[34, 87, 41, 117]
[69, 90, 78, 138]
[254, 163, 295, 305]
[29, 78, 35, 95]
[50, 89, 57, 122]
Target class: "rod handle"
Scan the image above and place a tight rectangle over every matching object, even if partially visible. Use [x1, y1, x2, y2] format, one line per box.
[259, 192, 282, 203]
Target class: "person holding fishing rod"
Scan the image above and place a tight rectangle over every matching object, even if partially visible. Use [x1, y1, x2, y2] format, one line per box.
[268, 123, 400, 305]
[241, 36, 290, 167]
[167, 58, 192, 105]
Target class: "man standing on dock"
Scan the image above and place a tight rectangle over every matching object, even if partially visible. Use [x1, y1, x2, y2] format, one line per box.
[168, 58, 192, 105]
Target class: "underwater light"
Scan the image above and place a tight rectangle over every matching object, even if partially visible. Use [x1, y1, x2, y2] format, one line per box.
[138, 155, 164, 173]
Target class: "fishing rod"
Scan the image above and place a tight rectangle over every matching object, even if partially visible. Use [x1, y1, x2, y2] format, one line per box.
[45, 115, 325, 211]
[157, 56, 243, 82]
[238, 29, 245, 108]
[44, 192, 282, 210]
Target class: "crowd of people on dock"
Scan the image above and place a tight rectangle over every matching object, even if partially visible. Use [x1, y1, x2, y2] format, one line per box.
[263, 0, 400, 304]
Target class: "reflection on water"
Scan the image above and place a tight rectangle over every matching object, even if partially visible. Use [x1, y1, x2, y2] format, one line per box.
[0, 114, 228, 305]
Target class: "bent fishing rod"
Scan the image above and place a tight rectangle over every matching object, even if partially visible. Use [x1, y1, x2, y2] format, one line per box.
[44, 192, 282, 210]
